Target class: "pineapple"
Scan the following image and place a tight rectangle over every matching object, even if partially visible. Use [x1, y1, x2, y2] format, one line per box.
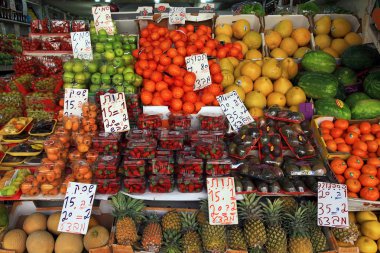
[181, 212, 202, 253]
[261, 199, 287, 253]
[278, 196, 298, 215]
[111, 193, 145, 245]
[331, 222, 360, 245]
[161, 229, 182, 253]
[285, 206, 313, 253]
[303, 201, 327, 252]
[162, 210, 182, 233]
[227, 225, 248, 251]
[141, 213, 163, 252]
[199, 199, 227, 253]
[238, 194, 267, 251]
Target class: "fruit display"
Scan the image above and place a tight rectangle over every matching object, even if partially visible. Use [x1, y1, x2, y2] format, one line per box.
[0, 169, 30, 197]
[0, 117, 32, 135]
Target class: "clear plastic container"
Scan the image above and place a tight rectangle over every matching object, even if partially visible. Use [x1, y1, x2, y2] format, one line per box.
[43, 139, 64, 161]
[148, 175, 174, 193]
[71, 160, 92, 183]
[95, 177, 120, 194]
[177, 175, 204, 193]
[195, 140, 225, 159]
[189, 130, 224, 147]
[159, 130, 185, 150]
[86, 150, 99, 164]
[205, 159, 232, 176]
[169, 113, 191, 130]
[122, 159, 145, 177]
[198, 114, 227, 131]
[124, 177, 146, 194]
[40, 180, 61, 196]
[92, 132, 121, 152]
[72, 132, 92, 153]
[137, 114, 162, 129]
[125, 129, 152, 142]
[68, 149, 84, 161]
[177, 155, 203, 175]
[126, 138, 157, 159]
[92, 155, 119, 179]
[147, 157, 175, 175]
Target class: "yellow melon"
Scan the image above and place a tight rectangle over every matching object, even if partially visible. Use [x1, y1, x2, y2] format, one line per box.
[286, 87, 306, 106]
[242, 31, 262, 49]
[83, 225, 110, 251]
[245, 49, 262, 59]
[262, 58, 282, 80]
[331, 18, 352, 38]
[264, 30, 282, 50]
[26, 231, 54, 253]
[267, 92, 287, 107]
[280, 37, 298, 56]
[215, 23, 233, 37]
[240, 61, 261, 81]
[227, 57, 239, 67]
[221, 70, 235, 88]
[274, 19, 293, 38]
[274, 77, 293, 94]
[3, 229, 27, 253]
[55, 233, 83, 253]
[270, 48, 288, 58]
[215, 34, 231, 44]
[314, 16, 331, 35]
[235, 76, 253, 93]
[232, 19, 250, 39]
[331, 38, 349, 56]
[23, 212, 47, 235]
[253, 77, 273, 96]
[245, 91, 267, 109]
[291, 27, 311, 46]
[47, 211, 61, 235]
[344, 32, 362, 46]
[314, 34, 332, 49]
[219, 58, 235, 72]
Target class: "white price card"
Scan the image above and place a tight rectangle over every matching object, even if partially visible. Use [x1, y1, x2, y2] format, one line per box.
[58, 182, 97, 234]
[71, 32, 93, 60]
[92, 6, 114, 35]
[169, 7, 186, 25]
[318, 182, 349, 228]
[207, 177, 238, 225]
[100, 92, 130, 133]
[63, 88, 88, 117]
[216, 91, 254, 131]
[185, 53, 211, 91]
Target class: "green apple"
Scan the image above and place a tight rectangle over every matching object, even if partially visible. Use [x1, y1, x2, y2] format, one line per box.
[101, 84, 112, 90]
[63, 61, 73, 72]
[117, 67, 125, 74]
[91, 34, 98, 43]
[115, 48, 124, 57]
[88, 62, 98, 73]
[113, 57, 124, 68]
[113, 41, 122, 49]
[72, 83, 87, 89]
[98, 35, 107, 43]
[104, 50, 115, 62]
[115, 34, 122, 42]
[124, 84, 137, 94]
[90, 84, 101, 93]
[75, 73, 86, 84]
[123, 66, 134, 75]
[99, 65, 107, 74]
[107, 35, 115, 43]
[122, 54, 134, 65]
[123, 44, 131, 51]
[84, 72, 91, 82]
[130, 44, 137, 50]
[112, 74, 124, 85]
[91, 73, 102, 85]
[63, 72, 75, 83]
[90, 27, 97, 35]
[133, 75, 143, 87]
[124, 72, 136, 83]
[128, 35, 137, 44]
[63, 82, 74, 89]
[101, 74, 111, 85]
[104, 43, 113, 51]
[106, 64, 116, 76]
[95, 43, 105, 53]
[72, 62, 84, 73]
[98, 29, 108, 36]
[93, 52, 102, 62]
[90, 20, 95, 28]
[115, 86, 124, 93]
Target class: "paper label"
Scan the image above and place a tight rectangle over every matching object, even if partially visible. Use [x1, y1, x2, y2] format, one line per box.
[92, 6, 114, 35]
[185, 53, 211, 91]
[207, 177, 238, 225]
[100, 92, 130, 133]
[71, 32, 93, 60]
[216, 91, 254, 131]
[169, 7, 186, 25]
[58, 182, 96, 234]
[63, 88, 88, 117]
[318, 182, 349, 228]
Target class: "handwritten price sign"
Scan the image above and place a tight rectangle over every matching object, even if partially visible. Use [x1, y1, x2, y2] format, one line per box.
[185, 53, 211, 91]
[169, 7, 186, 25]
[318, 182, 349, 228]
[63, 88, 88, 117]
[71, 32, 93, 60]
[207, 177, 238, 225]
[92, 6, 114, 35]
[216, 91, 254, 131]
[100, 92, 130, 133]
[58, 182, 96, 234]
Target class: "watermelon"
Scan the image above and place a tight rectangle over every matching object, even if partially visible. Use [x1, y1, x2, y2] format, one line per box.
[335, 83, 346, 101]
[351, 99, 380, 119]
[301, 51, 336, 73]
[315, 98, 351, 120]
[345, 92, 371, 108]
[298, 72, 338, 99]
[364, 71, 380, 99]
[334, 67, 357, 86]
[341, 45, 378, 71]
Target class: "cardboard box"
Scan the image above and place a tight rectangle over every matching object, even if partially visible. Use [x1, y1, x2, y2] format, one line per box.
[112, 7, 154, 34]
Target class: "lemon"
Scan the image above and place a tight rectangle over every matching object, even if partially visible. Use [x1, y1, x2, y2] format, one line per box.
[242, 31, 262, 50]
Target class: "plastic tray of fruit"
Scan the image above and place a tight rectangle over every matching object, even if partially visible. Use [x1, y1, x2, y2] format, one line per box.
[238, 161, 285, 184]
[125, 138, 157, 159]
[92, 155, 120, 179]
[188, 130, 225, 147]
[137, 114, 162, 129]
[195, 140, 225, 159]
[259, 133, 284, 167]
[122, 158, 146, 177]
[92, 132, 121, 152]
[168, 113, 191, 130]
[28, 119, 57, 137]
[71, 159, 93, 184]
[0, 154, 26, 166]
[264, 106, 305, 123]
[35, 164, 63, 183]
[205, 159, 232, 176]
[123, 177, 146, 194]
[148, 175, 175, 193]
[177, 155, 203, 175]
[198, 114, 228, 131]
[147, 157, 175, 175]
[177, 174, 204, 193]
[159, 130, 185, 150]
[279, 125, 316, 159]
[44, 139, 65, 161]
[0, 169, 30, 199]
[1, 132, 30, 144]
[125, 93, 140, 109]
[125, 129, 153, 142]
[282, 157, 327, 176]
[7, 142, 43, 157]
[0, 117, 33, 136]
[95, 177, 120, 194]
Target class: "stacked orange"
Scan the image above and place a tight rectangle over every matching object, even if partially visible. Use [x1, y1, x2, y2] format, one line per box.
[133, 23, 242, 114]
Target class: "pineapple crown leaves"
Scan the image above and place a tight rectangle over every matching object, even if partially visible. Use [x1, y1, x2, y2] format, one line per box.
[145, 212, 161, 225]
[162, 229, 183, 252]
[180, 212, 199, 232]
[301, 201, 318, 226]
[238, 193, 264, 221]
[261, 198, 284, 226]
[111, 193, 146, 221]
[284, 206, 311, 238]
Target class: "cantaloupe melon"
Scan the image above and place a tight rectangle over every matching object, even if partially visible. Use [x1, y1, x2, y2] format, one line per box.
[26, 230, 54, 253]
[83, 225, 109, 251]
[55, 233, 83, 253]
[47, 211, 61, 235]
[23, 212, 47, 234]
[3, 229, 27, 253]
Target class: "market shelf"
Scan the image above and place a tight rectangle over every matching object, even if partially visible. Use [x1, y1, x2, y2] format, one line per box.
[348, 198, 380, 211]
[20, 193, 112, 201]
[23, 50, 73, 57]
[29, 33, 71, 39]
[0, 18, 29, 26]
[0, 65, 13, 72]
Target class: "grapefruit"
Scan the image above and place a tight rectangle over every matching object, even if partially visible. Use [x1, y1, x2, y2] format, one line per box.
[249, 107, 264, 118]
[253, 77, 273, 96]
[224, 85, 246, 101]
[274, 19, 293, 38]
[315, 34, 332, 49]
[245, 91, 267, 109]
[242, 31, 262, 49]
[274, 77, 293, 94]
[291, 27, 311, 46]
[264, 30, 282, 50]
[215, 23, 233, 37]
[314, 16, 331, 35]
[245, 49, 263, 59]
[240, 61, 261, 81]
[267, 92, 287, 107]
[235, 76, 254, 93]
[232, 19, 251, 39]
[331, 18, 352, 38]
[286, 87, 306, 106]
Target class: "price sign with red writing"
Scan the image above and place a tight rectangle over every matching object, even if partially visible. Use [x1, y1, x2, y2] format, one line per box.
[169, 7, 186, 25]
[71, 32, 93, 60]
[318, 182, 349, 228]
[100, 92, 130, 133]
[207, 177, 238, 225]
[64, 88, 88, 117]
[185, 53, 211, 91]
[58, 182, 96, 234]
[92, 6, 114, 35]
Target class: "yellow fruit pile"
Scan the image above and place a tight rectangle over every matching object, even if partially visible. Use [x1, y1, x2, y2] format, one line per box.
[314, 16, 362, 57]
[265, 19, 312, 58]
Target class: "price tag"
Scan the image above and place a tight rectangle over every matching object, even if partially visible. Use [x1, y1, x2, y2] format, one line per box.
[216, 91, 254, 131]
[100, 92, 130, 133]
[71, 32, 93, 60]
[169, 7, 186, 25]
[207, 177, 238, 225]
[185, 53, 211, 91]
[318, 182, 349, 228]
[63, 88, 88, 117]
[9, 0, 16, 11]
[92, 6, 114, 35]
[58, 182, 97, 234]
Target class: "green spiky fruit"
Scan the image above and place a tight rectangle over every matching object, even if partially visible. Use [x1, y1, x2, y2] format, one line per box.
[331, 222, 360, 245]
[162, 229, 182, 253]
[302, 201, 327, 252]
[227, 225, 247, 250]
[180, 212, 202, 253]
[285, 206, 313, 253]
[162, 211, 182, 233]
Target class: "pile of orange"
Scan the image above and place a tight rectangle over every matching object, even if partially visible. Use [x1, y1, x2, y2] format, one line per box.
[134, 23, 242, 114]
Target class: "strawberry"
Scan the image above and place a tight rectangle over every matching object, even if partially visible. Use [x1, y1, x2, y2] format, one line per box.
[123, 177, 146, 194]
[169, 114, 191, 130]
[93, 155, 119, 179]
[123, 159, 145, 177]
[127, 139, 157, 159]
[149, 175, 174, 193]
[177, 155, 203, 175]
[95, 178, 120, 194]
[159, 130, 185, 151]
[137, 114, 162, 129]
[195, 140, 224, 159]
[177, 174, 203, 193]
[147, 157, 175, 175]
[205, 159, 232, 176]
[198, 115, 227, 131]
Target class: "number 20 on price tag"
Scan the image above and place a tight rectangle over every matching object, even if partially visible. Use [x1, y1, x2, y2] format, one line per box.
[317, 182, 349, 228]
[100, 92, 130, 133]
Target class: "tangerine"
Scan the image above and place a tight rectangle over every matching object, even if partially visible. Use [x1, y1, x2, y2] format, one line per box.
[143, 80, 156, 92]
[184, 72, 196, 86]
[152, 96, 164, 106]
[141, 91, 153, 105]
[183, 102, 195, 114]
[201, 92, 215, 105]
[155, 81, 168, 91]
[184, 91, 198, 103]
[172, 87, 184, 99]
[167, 64, 182, 77]
[160, 89, 173, 101]
[151, 71, 163, 82]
